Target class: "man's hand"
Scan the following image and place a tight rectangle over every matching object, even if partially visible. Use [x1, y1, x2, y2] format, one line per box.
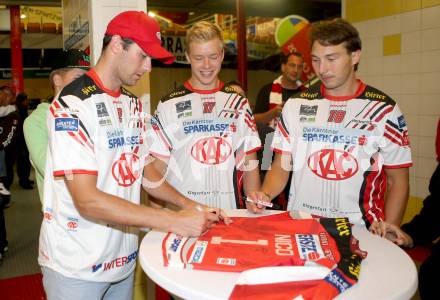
[183, 200, 232, 225]
[246, 191, 271, 214]
[169, 208, 222, 237]
[267, 105, 282, 120]
[369, 220, 414, 247]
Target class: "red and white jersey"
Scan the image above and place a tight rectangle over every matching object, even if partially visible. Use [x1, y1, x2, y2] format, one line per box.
[272, 81, 412, 227]
[163, 212, 365, 299]
[38, 69, 152, 282]
[150, 81, 261, 209]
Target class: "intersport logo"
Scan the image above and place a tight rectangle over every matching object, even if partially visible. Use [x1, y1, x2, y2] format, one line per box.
[191, 137, 232, 165]
[307, 149, 358, 180]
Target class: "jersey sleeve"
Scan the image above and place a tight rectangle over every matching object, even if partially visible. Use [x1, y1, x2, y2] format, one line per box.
[380, 104, 412, 168]
[149, 101, 173, 158]
[237, 97, 261, 154]
[49, 94, 97, 176]
[271, 102, 293, 154]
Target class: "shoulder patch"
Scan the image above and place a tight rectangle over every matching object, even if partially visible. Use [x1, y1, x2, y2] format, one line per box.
[298, 83, 322, 100]
[58, 74, 104, 101]
[161, 86, 191, 102]
[361, 85, 395, 105]
[223, 84, 237, 94]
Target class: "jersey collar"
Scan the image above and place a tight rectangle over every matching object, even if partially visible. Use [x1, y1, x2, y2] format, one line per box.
[86, 69, 121, 98]
[184, 81, 224, 94]
[320, 79, 366, 101]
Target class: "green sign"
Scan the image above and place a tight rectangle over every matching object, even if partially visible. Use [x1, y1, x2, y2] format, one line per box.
[0, 69, 51, 79]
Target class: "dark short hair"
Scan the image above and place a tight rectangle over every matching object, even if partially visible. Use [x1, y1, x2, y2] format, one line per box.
[310, 18, 361, 70]
[280, 51, 304, 65]
[310, 18, 361, 53]
[102, 35, 135, 53]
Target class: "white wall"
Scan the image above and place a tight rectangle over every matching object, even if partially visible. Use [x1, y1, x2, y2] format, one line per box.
[355, 5, 440, 198]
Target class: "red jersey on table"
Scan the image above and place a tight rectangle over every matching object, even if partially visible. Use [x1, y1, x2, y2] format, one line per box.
[163, 212, 366, 272]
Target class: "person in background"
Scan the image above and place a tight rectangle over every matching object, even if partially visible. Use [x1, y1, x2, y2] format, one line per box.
[253, 51, 305, 127]
[15, 92, 33, 189]
[38, 11, 225, 300]
[0, 86, 20, 261]
[148, 21, 262, 212]
[376, 118, 440, 300]
[24, 49, 90, 203]
[250, 18, 412, 228]
[0, 84, 19, 191]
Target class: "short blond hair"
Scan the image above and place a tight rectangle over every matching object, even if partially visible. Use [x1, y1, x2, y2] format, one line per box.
[186, 21, 224, 53]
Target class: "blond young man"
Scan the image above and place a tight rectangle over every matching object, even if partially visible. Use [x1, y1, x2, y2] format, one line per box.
[147, 21, 262, 212]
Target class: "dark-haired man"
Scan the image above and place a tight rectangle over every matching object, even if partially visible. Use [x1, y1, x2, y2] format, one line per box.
[254, 52, 305, 127]
[38, 11, 223, 300]
[251, 18, 412, 230]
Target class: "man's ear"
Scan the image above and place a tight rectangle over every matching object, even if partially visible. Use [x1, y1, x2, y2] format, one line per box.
[351, 50, 361, 66]
[52, 73, 63, 90]
[109, 35, 123, 54]
[185, 51, 191, 64]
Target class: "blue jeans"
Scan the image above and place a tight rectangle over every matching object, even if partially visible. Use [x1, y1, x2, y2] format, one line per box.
[41, 267, 134, 300]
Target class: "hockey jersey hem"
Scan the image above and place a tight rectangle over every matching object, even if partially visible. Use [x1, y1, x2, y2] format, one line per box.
[53, 169, 98, 176]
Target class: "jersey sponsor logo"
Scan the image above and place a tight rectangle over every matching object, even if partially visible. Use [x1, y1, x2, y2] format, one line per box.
[66, 217, 79, 231]
[82, 85, 97, 96]
[328, 110, 346, 123]
[117, 107, 123, 123]
[300, 104, 318, 116]
[308, 149, 358, 181]
[397, 115, 407, 129]
[203, 102, 216, 113]
[108, 135, 141, 149]
[43, 207, 53, 223]
[325, 268, 352, 293]
[295, 234, 324, 260]
[335, 218, 351, 236]
[402, 130, 410, 146]
[95, 102, 109, 117]
[111, 152, 141, 186]
[92, 264, 102, 272]
[191, 136, 232, 165]
[364, 91, 386, 100]
[184, 123, 229, 134]
[55, 117, 79, 132]
[169, 236, 184, 253]
[300, 105, 318, 123]
[96, 250, 138, 272]
[189, 241, 208, 264]
[176, 100, 191, 113]
[216, 257, 236, 266]
[99, 118, 112, 127]
[302, 127, 364, 145]
[299, 92, 319, 99]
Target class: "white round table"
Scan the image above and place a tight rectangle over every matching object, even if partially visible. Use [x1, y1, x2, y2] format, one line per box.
[139, 210, 418, 300]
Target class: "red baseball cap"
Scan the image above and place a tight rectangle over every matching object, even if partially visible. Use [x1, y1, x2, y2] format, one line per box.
[105, 11, 175, 64]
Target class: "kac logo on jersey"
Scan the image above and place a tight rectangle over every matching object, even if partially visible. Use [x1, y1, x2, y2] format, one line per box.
[191, 137, 232, 165]
[55, 117, 79, 132]
[308, 149, 358, 180]
[111, 152, 140, 187]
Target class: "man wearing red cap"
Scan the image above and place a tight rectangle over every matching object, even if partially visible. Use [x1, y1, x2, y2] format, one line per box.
[38, 11, 225, 300]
